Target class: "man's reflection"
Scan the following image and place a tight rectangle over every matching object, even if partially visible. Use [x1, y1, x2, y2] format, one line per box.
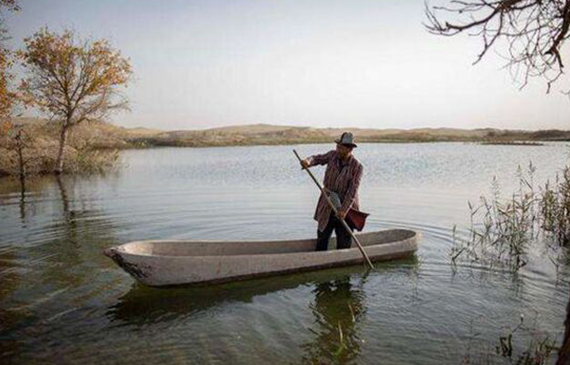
[301, 276, 366, 364]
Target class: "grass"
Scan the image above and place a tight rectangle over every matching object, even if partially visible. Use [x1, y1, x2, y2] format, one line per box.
[451, 161, 570, 272]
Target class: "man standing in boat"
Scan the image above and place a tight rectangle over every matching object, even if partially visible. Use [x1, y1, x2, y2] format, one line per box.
[300, 132, 364, 251]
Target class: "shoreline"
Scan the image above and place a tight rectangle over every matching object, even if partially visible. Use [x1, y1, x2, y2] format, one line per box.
[3, 119, 568, 177]
[114, 137, 565, 149]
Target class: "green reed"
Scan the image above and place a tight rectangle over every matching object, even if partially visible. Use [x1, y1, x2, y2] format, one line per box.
[540, 167, 570, 248]
[451, 162, 570, 272]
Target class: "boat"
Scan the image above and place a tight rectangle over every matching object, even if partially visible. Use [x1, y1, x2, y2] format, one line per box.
[103, 229, 420, 287]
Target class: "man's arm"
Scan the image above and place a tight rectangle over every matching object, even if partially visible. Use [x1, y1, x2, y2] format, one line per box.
[339, 164, 363, 214]
[303, 150, 335, 167]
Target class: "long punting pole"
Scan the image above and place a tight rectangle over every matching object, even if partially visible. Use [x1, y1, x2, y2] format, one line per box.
[293, 149, 374, 270]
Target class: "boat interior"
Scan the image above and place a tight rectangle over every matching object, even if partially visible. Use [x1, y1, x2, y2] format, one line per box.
[117, 229, 417, 257]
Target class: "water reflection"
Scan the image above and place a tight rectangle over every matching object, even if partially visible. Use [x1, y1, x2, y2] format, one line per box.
[0, 175, 123, 364]
[107, 281, 305, 328]
[1, 144, 570, 364]
[0, 176, 51, 226]
[108, 269, 374, 364]
[300, 276, 367, 364]
[106, 267, 371, 329]
[0, 246, 25, 359]
[56, 175, 70, 219]
[18, 181, 25, 222]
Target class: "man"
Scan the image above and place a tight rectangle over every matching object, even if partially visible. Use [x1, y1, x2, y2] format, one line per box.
[301, 132, 363, 251]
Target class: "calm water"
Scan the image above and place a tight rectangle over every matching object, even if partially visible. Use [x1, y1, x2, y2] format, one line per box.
[1, 143, 569, 364]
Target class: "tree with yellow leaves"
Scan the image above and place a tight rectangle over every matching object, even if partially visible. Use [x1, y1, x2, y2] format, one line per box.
[0, 0, 20, 126]
[18, 27, 132, 174]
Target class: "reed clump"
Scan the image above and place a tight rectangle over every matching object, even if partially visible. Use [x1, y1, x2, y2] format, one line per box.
[540, 168, 570, 247]
[0, 122, 121, 177]
[451, 162, 570, 271]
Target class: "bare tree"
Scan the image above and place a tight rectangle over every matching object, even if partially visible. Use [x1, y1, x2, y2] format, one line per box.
[425, 0, 570, 92]
[18, 27, 132, 174]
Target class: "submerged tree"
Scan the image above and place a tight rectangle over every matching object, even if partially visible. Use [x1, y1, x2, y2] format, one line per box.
[18, 28, 132, 174]
[425, 0, 570, 92]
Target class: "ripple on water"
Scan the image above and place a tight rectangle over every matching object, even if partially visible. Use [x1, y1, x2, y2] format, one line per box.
[1, 144, 570, 364]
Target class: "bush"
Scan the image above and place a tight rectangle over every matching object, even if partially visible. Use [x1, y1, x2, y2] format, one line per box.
[0, 121, 121, 176]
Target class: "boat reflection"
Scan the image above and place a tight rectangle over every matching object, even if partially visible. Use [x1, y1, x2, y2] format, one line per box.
[107, 258, 418, 331]
[106, 266, 373, 328]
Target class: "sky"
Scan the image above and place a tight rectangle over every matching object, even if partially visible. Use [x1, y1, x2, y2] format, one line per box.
[5, 0, 570, 131]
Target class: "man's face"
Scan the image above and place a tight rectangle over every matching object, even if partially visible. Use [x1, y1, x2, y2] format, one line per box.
[336, 143, 353, 159]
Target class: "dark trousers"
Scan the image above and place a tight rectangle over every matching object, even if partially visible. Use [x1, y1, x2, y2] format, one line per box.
[316, 213, 354, 251]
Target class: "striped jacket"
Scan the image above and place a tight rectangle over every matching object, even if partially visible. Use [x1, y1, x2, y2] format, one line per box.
[307, 150, 363, 232]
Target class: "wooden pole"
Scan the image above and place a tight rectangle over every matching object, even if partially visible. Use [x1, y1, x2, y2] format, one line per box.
[293, 149, 374, 270]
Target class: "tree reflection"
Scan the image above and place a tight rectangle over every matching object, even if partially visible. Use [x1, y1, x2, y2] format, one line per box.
[38, 175, 120, 291]
[0, 176, 52, 359]
[0, 176, 51, 224]
[56, 175, 71, 219]
[0, 175, 122, 364]
[301, 276, 366, 365]
[18, 178, 25, 221]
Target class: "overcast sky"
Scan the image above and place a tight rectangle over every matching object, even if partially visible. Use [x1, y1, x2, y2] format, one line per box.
[6, 0, 570, 130]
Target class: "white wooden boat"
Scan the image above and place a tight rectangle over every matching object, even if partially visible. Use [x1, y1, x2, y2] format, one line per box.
[104, 229, 420, 287]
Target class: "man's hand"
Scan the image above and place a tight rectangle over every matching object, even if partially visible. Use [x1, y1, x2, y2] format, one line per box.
[300, 159, 310, 169]
[337, 210, 347, 220]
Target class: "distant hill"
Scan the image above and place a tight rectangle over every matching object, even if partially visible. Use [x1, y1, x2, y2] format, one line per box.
[10, 119, 570, 148]
[134, 124, 570, 146]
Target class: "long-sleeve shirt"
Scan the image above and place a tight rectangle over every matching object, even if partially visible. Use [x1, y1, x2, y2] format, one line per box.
[307, 150, 363, 232]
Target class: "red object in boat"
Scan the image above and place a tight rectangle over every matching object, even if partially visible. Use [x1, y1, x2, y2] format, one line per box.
[346, 209, 369, 231]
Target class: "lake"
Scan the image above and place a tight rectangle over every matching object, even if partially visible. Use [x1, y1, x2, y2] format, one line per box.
[1, 142, 569, 364]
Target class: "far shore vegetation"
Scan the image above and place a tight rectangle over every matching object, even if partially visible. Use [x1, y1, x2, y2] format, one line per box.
[123, 124, 570, 147]
[2, 117, 569, 178]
